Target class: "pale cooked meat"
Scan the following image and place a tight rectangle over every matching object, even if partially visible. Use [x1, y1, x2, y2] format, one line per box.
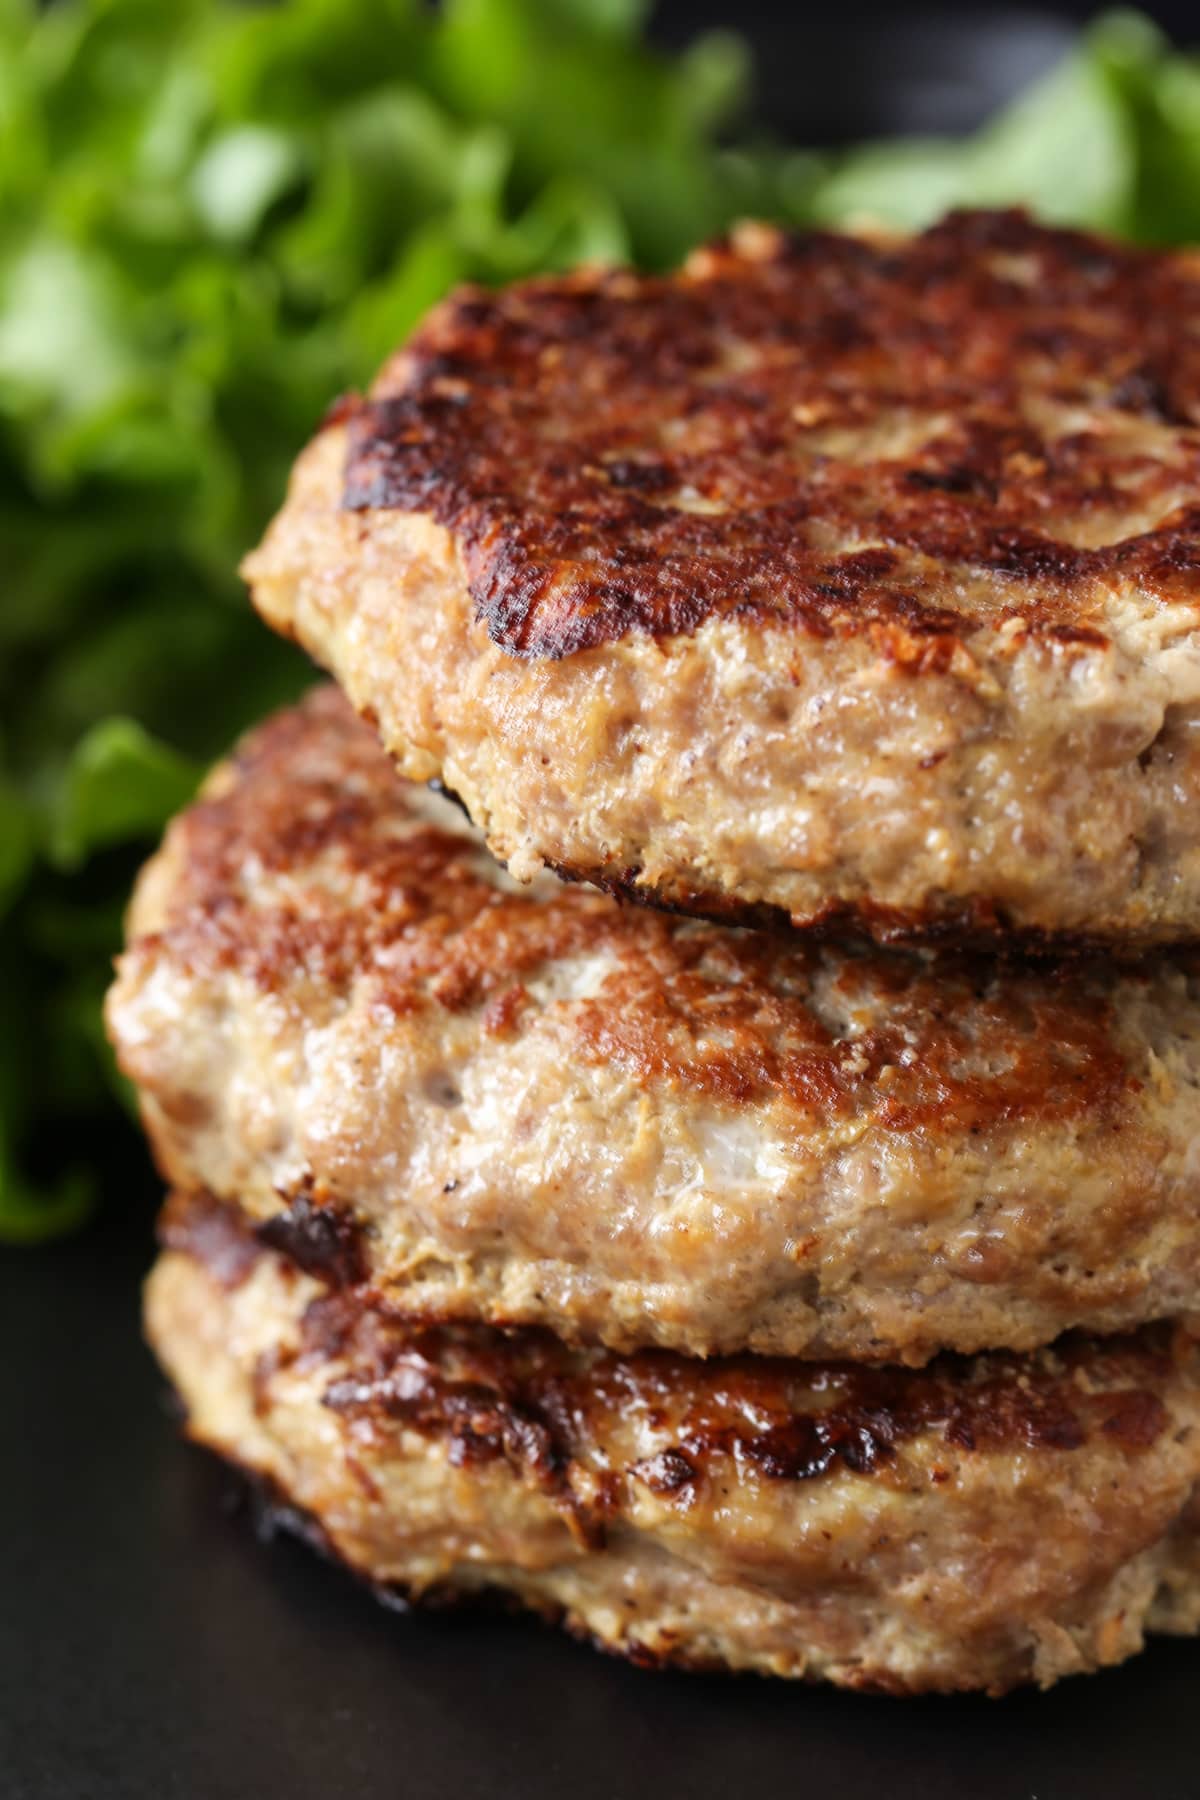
[244, 210, 1200, 947]
[147, 1194, 1200, 1696]
[108, 690, 1200, 1364]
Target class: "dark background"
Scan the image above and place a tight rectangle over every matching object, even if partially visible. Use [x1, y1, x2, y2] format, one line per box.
[658, 2, 1200, 142]
[7, 5, 1200, 1798]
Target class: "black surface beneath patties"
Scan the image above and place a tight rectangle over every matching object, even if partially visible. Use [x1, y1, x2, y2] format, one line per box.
[2, 1184, 1198, 1800]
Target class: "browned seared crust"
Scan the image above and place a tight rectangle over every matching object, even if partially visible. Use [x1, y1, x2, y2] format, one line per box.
[163, 1193, 1177, 1471]
[147, 1199, 1200, 1694]
[343, 209, 1200, 659]
[109, 691, 1200, 1362]
[244, 209, 1200, 943]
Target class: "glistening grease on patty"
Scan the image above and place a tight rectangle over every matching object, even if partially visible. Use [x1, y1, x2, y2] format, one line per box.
[147, 1193, 1200, 1696]
[108, 690, 1200, 1364]
[245, 209, 1200, 945]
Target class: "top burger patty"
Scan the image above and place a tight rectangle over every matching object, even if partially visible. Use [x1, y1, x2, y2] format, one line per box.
[245, 208, 1200, 946]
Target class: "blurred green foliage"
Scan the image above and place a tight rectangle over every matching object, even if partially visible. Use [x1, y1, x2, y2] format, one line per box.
[2, 0, 1200, 1239]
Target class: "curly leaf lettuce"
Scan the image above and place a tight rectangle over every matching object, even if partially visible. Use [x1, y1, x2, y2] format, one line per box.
[813, 13, 1200, 240]
[0, 0, 770, 1241]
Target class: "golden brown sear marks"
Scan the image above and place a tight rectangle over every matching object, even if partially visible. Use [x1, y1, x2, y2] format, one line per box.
[169, 1191, 1175, 1507]
[344, 210, 1200, 659]
[149, 1230, 1200, 1690]
[314, 1308, 1174, 1490]
[152, 689, 1145, 1141]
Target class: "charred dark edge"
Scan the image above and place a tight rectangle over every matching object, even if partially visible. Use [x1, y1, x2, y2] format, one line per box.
[426, 777, 472, 819]
[170, 1426, 1028, 1697]
[157, 1188, 370, 1298]
[541, 856, 1197, 964]
[256, 1189, 368, 1288]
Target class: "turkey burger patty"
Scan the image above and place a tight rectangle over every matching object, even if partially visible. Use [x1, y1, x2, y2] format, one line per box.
[109, 690, 1200, 1364]
[244, 209, 1200, 948]
[148, 1191, 1200, 1697]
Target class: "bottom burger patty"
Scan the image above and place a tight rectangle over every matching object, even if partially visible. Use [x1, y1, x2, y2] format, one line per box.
[146, 1194, 1200, 1696]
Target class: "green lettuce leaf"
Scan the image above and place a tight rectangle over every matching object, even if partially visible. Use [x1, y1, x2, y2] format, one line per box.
[4, 1, 1200, 1242]
[48, 718, 203, 872]
[813, 12, 1200, 242]
[0, 0, 766, 1241]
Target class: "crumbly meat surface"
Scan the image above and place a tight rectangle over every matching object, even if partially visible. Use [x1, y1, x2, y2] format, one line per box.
[243, 209, 1200, 946]
[146, 1197, 1200, 1696]
[108, 691, 1200, 1363]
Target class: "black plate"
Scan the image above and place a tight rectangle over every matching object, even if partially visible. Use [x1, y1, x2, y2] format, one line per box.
[3, 1192, 1199, 1800]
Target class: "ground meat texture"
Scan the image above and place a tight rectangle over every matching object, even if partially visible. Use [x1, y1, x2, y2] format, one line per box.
[244, 210, 1200, 947]
[145, 1205, 1200, 1696]
[108, 691, 1200, 1364]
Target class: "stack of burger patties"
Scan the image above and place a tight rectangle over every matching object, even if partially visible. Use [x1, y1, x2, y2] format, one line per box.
[107, 210, 1200, 1696]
